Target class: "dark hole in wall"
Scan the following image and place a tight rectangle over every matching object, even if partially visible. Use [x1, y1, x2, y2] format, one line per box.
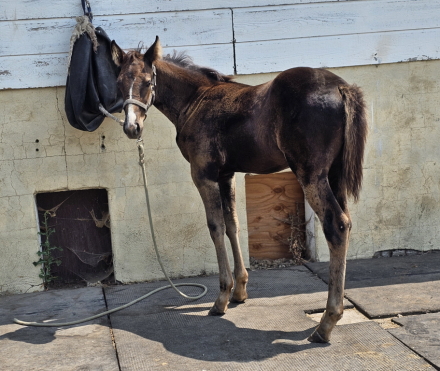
[36, 189, 113, 286]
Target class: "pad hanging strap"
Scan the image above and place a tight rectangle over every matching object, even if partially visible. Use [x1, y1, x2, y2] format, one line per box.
[81, 0, 93, 22]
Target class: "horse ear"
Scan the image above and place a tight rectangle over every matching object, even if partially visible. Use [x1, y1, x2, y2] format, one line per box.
[144, 36, 162, 67]
[111, 40, 125, 67]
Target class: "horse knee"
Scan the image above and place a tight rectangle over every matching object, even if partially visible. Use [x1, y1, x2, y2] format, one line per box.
[220, 279, 234, 293]
[218, 272, 234, 297]
[207, 221, 225, 239]
[323, 210, 351, 247]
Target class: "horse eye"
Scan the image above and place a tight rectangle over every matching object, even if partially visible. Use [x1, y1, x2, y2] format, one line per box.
[145, 80, 151, 87]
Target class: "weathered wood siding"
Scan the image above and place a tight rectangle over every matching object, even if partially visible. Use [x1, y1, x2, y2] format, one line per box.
[1, 0, 440, 88]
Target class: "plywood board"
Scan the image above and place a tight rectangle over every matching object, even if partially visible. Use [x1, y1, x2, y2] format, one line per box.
[245, 172, 305, 260]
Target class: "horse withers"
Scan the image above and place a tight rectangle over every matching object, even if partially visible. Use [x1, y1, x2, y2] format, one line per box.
[111, 37, 368, 343]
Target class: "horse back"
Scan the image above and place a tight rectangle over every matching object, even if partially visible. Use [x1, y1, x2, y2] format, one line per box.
[179, 67, 350, 176]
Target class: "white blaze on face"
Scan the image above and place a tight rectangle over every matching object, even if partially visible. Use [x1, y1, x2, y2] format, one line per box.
[127, 78, 136, 125]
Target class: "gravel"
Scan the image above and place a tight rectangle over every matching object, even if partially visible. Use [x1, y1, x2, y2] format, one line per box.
[249, 256, 301, 270]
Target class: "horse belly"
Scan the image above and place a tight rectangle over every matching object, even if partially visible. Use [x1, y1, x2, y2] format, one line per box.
[224, 136, 288, 174]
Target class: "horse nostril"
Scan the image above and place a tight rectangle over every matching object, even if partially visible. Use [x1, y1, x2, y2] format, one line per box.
[135, 123, 140, 136]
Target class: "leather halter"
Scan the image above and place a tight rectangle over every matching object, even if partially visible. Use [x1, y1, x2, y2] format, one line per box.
[122, 64, 157, 115]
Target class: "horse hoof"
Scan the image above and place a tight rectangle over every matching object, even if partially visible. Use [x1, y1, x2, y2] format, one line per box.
[230, 293, 247, 304]
[208, 305, 225, 316]
[307, 330, 329, 343]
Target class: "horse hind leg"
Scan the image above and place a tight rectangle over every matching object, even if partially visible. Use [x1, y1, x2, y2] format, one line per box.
[219, 173, 248, 303]
[299, 169, 351, 343]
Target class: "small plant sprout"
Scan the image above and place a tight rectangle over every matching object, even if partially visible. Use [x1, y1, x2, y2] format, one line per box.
[34, 211, 63, 289]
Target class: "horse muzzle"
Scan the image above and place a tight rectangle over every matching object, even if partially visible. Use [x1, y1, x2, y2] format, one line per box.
[123, 120, 143, 139]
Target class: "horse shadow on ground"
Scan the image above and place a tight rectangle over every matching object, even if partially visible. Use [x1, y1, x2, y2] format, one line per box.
[109, 306, 329, 363]
[1, 307, 328, 364]
[1, 269, 331, 363]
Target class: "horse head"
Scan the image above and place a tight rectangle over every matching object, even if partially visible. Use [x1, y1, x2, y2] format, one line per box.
[111, 36, 162, 139]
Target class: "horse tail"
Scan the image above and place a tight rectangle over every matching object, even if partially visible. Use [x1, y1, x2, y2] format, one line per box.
[338, 84, 368, 202]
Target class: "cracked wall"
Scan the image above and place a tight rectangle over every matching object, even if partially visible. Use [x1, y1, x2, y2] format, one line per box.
[1, 60, 439, 294]
[0, 86, 249, 294]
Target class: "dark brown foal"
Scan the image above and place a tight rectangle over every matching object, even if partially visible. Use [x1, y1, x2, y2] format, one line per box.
[111, 37, 367, 343]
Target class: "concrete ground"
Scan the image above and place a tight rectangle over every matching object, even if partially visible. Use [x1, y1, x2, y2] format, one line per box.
[1, 253, 439, 371]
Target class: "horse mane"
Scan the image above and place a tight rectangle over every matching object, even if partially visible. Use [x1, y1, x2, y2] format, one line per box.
[132, 44, 232, 83]
[164, 51, 233, 83]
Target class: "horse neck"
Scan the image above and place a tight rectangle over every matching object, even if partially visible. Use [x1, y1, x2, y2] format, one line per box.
[153, 60, 212, 131]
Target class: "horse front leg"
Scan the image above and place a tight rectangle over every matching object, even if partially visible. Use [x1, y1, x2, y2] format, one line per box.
[219, 173, 248, 303]
[192, 166, 234, 315]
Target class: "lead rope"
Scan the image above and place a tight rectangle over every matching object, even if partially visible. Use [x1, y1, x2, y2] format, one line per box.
[98, 104, 124, 125]
[13, 139, 207, 328]
[136, 138, 208, 300]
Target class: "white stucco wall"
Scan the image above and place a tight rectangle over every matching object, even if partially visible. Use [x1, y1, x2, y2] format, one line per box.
[0, 86, 249, 294]
[1, 60, 439, 294]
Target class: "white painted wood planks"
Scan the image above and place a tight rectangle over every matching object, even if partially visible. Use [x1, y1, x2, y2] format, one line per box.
[233, 0, 440, 43]
[0, 10, 233, 56]
[235, 28, 440, 74]
[0, 8, 234, 89]
[0, 44, 234, 90]
[233, 0, 440, 73]
[1, 0, 440, 89]
[0, 0, 348, 21]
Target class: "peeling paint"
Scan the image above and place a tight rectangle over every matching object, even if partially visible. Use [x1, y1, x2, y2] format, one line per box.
[34, 61, 49, 67]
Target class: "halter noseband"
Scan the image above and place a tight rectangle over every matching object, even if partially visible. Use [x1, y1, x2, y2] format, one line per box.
[98, 65, 157, 126]
[122, 64, 157, 115]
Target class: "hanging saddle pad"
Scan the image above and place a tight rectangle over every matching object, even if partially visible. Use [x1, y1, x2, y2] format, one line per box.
[65, 27, 123, 132]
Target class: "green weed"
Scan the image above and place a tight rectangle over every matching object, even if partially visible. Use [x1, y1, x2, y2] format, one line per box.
[33, 211, 63, 289]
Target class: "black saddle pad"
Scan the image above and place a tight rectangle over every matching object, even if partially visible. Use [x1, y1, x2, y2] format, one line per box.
[65, 27, 123, 132]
